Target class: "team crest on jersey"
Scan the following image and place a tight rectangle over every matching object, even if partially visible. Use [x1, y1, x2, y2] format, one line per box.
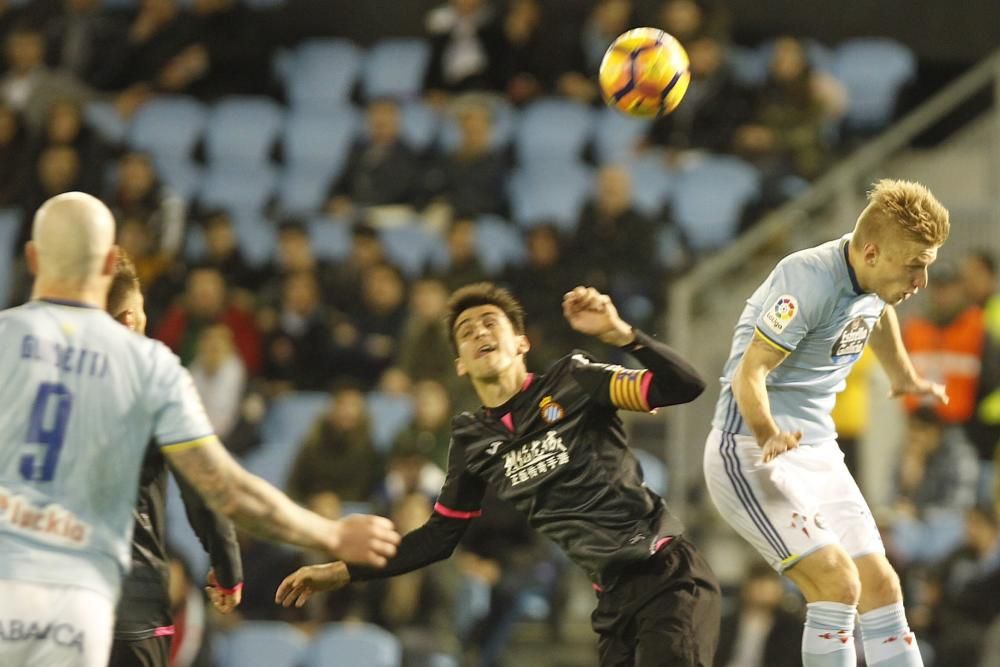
[763, 295, 798, 334]
[831, 315, 870, 362]
[539, 395, 564, 423]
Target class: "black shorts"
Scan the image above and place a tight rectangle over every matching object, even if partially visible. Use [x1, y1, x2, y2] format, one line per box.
[108, 635, 171, 667]
[591, 537, 721, 667]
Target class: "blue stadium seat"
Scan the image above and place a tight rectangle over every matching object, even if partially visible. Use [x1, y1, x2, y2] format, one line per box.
[378, 224, 449, 278]
[152, 157, 203, 202]
[727, 44, 770, 87]
[128, 96, 207, 161]
[632, 449, 668, 497]
[670, 156, 760, 252]
[241, 441, 300, 488]
[204, 97, 284, 165]
[282, 107, 359, 179]
[833, 38, 916, 132]
[399, 101, 441, 152]
[197, 164, 278, 215]
[276, 164, 334, 217]
[655, 225, 689, 273]
[261, 391, 330, 446]
[621, 154, 674, 217]
[508, 162, 593, 231]
[474, 216, 526, 276]
[220, 622, 308, 667]
[285, 39, 363, 110]
[84, 101, 127, 146]
[366, 392, 415, 454]
[303, 623, 402, 667]
[438, 98, 516, 152]
[362, 38, 431, 100]
[593, 107, 651, 164]
[0, 208, 22, 308]
[515, 98, 594, 163]
[308, 216, 353, 261]
[228, 211, 278, 267]
[164, 476, 210, 576]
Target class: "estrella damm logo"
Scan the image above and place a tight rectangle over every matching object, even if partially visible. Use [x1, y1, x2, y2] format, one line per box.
[539, 395, 564, 423]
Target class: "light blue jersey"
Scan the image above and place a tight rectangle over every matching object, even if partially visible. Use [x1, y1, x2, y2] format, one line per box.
[711, 234, 885, 444]
[0, 299, 215, 601]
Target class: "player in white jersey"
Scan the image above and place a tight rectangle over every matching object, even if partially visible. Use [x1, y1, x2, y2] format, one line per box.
[703, 180, 950, 667]
[0, 192, 400, 667]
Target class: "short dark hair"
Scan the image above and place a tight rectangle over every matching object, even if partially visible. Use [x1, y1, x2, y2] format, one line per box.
[445, 282, 526, 352]
[967, 250, 997, 277]
[108, 250, 140, 317]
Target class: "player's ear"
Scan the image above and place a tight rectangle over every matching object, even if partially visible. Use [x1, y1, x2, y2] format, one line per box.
[25, 241, 38, 275]
[101, 245, 118, 276]
[455, 356, 467, 377]
[863, 241, 879, 266]
[516, 334, 530, 356]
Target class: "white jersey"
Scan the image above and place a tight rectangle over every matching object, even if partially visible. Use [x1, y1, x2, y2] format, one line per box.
[0, 299, 215, 602]
[711, 234, 886, 444]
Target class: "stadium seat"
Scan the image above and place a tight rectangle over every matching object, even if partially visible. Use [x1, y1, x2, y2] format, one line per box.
[282, 107, 359, 178]
[438, 98, 516, 152]
[220, 622, 309, 667]
[276, 164, 335, 217]
[474, 215, 526, 276]
[261, 391, 330, 445]
[593, 107, 652, 164]
[152, 157, 203, 202]
[515, 98, 594, 163]
[621, 153, 674, 217]
[197, 163, 278, 214]
[127, 96, 207, 161]
[378, 224, 449, 278]
[632, 449, 668, 497]
[84, 101, 128, 146]
[241, 441, 300, 488]
[362, 38, 431, 100]
[285, 39, 363, 110]
[833, 38, 916, 132]
[399, 101, 441, 152]
[204, 97, 284, 165]
[655, 225, 689, 274]
[228, 211, 278, 267]
[303, 623, 402, 667]
[0, 208, 22, 308]
[308, 216, 353, 261]
[508, 162, 593, 231]
[670, 156, 761, 252]
[366, 392, 416, 454]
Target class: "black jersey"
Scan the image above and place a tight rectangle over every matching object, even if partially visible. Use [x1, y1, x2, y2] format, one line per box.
[349, 330, 705, 589]
[113, 442, 242, 641]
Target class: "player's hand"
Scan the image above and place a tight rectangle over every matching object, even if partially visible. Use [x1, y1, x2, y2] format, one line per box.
[204, 569, 242, 614]
[760, 431, 802, 463]
[331, 514, 400, 567]
[562, 286, 634, 346]
[889, 377, 949, 405]
[275, 562, 350, 608]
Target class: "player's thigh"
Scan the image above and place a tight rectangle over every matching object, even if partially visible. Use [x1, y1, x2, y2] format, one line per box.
[783, 543, 861, 604]
[703, 429, 840, 572]
[0, 580, 114, 667]
[107, 636, 171, 667]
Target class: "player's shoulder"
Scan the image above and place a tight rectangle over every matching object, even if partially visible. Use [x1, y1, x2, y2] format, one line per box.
[776, 237, 843, 278]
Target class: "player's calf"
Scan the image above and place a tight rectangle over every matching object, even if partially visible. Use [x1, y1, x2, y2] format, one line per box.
[785, 546, 861, 667]
[855, 554, 923, 667]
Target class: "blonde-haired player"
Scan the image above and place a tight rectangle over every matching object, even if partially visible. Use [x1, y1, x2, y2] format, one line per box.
[704, 180, 949, 667]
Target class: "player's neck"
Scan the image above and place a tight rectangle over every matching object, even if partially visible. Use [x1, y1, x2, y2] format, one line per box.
[472, 365, 528, 408]
[846, 240, 873, 293]
[33, 278, 108, 310]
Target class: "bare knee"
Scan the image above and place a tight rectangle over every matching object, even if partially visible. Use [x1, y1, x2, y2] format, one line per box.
[857, 556, 903, 611]
[786, 547, 861, 605]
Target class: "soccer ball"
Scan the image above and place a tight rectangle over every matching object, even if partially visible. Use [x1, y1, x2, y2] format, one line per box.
[599, 28, 690, 118]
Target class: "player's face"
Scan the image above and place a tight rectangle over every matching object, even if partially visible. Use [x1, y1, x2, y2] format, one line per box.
[113, 287, 148, 334]
[868, 238, 938, 305]
[453, 305, 529, 380]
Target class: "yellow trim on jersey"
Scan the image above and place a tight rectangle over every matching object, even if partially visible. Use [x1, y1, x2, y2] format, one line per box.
[609, 368, 650, 412]
[161, 435, 218, 453]
[753, 328, 792, 355]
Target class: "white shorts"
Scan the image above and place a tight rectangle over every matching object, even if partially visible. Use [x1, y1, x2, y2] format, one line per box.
[703, 428, 884, 572]
[0, 580, 114, 667]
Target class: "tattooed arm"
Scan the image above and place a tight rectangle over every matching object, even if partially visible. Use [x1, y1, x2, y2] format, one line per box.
[165, 438, 399, 567]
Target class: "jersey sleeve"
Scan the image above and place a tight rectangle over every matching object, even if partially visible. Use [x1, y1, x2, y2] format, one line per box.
[753, 259, 828, 353]
[145, 340, 217, 453]
[567, 351, 653, 412]
[433, 438, 486, 519]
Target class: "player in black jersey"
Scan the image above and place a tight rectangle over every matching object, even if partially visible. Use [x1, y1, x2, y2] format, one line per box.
[277, 283, 721, 666]
[106, 254, 244, 667]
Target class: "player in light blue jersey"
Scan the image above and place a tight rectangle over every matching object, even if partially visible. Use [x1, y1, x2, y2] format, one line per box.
[0, 193, 400, 667]
[703, 180, 951, 667]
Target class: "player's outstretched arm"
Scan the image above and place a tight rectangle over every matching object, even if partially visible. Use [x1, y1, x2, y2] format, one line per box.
[870, 305, 948, 403]
[165, 438, 400, 567]
[733, 334, 801, 462]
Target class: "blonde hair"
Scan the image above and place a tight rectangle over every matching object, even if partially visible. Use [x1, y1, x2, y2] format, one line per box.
[855, 179, 950, 247]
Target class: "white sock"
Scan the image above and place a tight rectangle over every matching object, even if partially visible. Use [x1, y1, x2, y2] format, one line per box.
[802, 601, 858, 667]
[860, 602, 923, 666]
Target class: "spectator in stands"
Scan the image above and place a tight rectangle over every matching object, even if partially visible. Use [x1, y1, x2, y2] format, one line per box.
[327, 223, 388, 313]
[655, 0, 727, 46]
[350, 263, 409, 388]
[0, 103, 30, 207]
[199, 210, 258, 293]
[903, 262, 984, 424]
[32, 99, 108, 193]
[425, 97, 508, 219]
[258, 221, 333, 308]
[189, 323, 246, 440]
[962, 251, 997, 309]
[286, 385, 382, 505]
[557, 0, 633, 104]
[259, 271, 331, 393]
[488, 0, 561, 104]
[97, 0, 197, 92]
[22, 144, 85, 217]
[715, 563, 802, 667]
[397, 277, 457, 391]
[437, 218, 487, 291]
[424, 0, 499, 98]
[106, 152, 186, 259]
[155, 265, 261, 372]
[391, 379, 452, 471]
[325, 98, 423, 217]
[43, 0, 129, 90]
[645, 34, 751, 155]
